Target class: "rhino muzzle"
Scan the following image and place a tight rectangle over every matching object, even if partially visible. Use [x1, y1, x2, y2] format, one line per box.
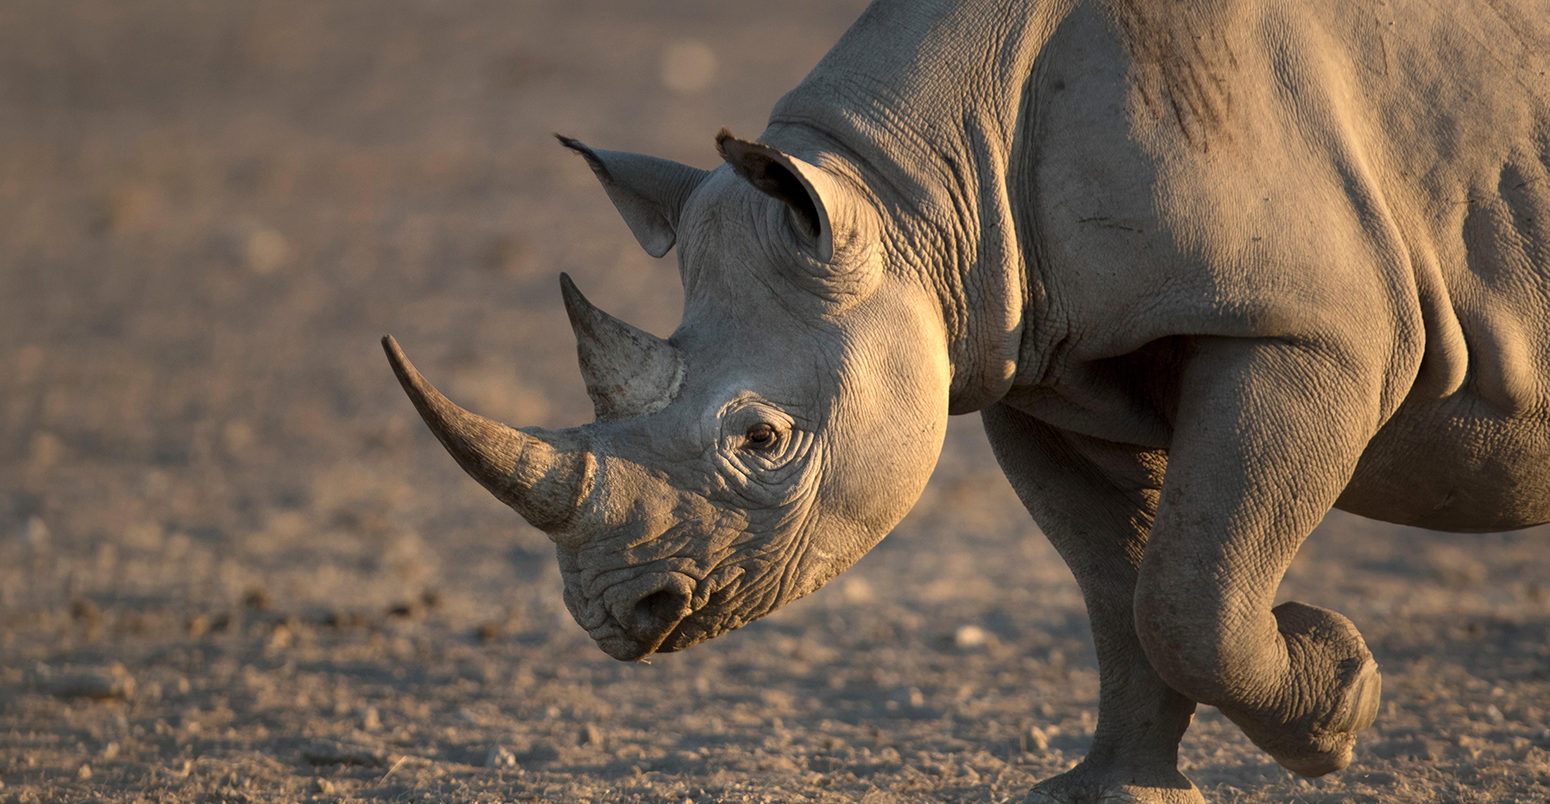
[382, 335, 595, 533]
[581, 563, 749, 661]
[594, 571, 696, 659]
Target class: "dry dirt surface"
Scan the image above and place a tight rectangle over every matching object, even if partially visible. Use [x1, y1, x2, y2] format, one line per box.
[2, 2, 1548, 802]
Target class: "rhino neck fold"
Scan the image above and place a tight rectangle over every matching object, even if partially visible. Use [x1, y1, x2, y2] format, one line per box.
[764, 0, 1077, 413]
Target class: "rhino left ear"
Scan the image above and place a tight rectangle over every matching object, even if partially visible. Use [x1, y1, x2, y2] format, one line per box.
[716, 129, 842, 263]
[557, 135, 708, 258]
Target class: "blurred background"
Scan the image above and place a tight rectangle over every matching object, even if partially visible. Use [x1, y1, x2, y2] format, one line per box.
[0, 0, 893, 620]
[1, 2, 1546, 802]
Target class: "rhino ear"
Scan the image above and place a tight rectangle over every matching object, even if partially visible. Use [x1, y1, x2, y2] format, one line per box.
[716, 129, 841, 263]
[556, 135, 708, 258]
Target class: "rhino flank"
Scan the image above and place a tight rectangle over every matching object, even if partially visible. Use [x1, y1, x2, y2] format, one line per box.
[384, 1, 1550, 801]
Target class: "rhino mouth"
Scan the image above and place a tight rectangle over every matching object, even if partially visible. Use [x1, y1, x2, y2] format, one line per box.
[588, 564, 746, 661]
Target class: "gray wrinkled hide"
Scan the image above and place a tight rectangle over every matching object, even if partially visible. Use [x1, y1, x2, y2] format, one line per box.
[388, 2, 1550, 801]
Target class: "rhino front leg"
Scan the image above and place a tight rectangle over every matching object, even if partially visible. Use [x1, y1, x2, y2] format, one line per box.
[1134, 337, 1384, 777]
[983, 405, 1202, 804]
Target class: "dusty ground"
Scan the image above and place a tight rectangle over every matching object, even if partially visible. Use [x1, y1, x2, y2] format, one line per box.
[1, 2, 1547, 802]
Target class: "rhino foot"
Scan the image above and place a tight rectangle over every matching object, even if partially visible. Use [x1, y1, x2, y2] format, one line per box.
[1224, 601, 1383, 777]
[1024, 762, 1204, 804]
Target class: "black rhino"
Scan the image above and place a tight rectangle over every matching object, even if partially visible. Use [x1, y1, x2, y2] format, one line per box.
[385, 1, 1550, 800]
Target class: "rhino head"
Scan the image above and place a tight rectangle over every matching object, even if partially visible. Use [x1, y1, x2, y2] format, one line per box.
[385, 130, 950, 661]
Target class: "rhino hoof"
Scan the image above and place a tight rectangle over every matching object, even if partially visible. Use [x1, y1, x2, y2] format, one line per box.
[1024, 764, 1204, 804]
[1336, 657, 1383, 734]
[1274, 656, 1382, 777]
[1025, 788, 1204, 804]
[1256, 601, 1383, 777]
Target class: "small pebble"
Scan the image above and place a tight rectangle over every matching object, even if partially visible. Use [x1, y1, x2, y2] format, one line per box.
[45, 666, 135, 701]
[70, 598, 101, 623]
[301, 740, 387, 767]
[266, 622, 293, 649]
[186, 612, 231, 637]
[485, 745, 517, 769]
[954, 624, 989, 650]
[24, 516, 49, 548]
[241, 587, 271, 611]
[323, 610, 366, 629]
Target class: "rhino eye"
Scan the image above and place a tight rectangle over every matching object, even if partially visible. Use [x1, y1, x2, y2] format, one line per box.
[743, 422, 780, 451]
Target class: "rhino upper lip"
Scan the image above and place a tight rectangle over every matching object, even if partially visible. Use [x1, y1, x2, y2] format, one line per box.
[655, 563, 747, 654]
[620, 564, 748, 658]
[583, 562, 747, 660]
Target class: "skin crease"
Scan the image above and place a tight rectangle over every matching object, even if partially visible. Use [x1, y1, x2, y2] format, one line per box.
[388, 1, 1550, 801]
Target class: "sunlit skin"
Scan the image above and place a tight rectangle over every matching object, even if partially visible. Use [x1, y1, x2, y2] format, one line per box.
[388, 1, 1550, 801]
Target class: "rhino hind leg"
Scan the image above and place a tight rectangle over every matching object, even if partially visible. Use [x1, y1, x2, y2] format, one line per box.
[1133, 338, 1388, 779]
[983, 405, 1202, 804]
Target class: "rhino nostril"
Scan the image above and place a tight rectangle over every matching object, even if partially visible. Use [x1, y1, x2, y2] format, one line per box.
[603, 573, 697, 650]
[633, 589, 690, 633]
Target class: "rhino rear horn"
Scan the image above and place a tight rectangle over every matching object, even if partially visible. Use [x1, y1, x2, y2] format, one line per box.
[559, 273, 685, 420]
[557, 135, 708, 258]
[381, 335, 594, 532]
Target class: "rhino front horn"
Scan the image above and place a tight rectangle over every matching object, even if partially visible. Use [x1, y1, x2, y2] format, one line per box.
[559, 273, 685, 420]
[381, 335, 594, 532]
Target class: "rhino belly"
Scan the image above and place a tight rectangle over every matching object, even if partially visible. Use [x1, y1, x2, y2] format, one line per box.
[1336, 397, 1550, 533]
